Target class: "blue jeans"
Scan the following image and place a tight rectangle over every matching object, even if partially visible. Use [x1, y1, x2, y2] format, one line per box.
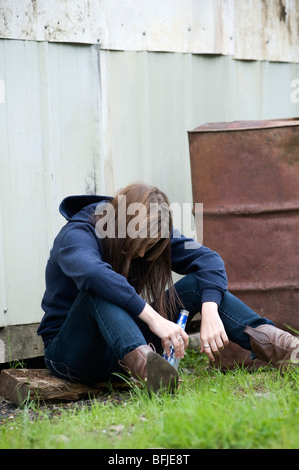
[44, 272, 274, 384]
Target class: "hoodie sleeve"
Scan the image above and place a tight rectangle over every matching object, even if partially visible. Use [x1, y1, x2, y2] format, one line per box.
[171, 229, 227, 306]
[57, 224, 146, 317]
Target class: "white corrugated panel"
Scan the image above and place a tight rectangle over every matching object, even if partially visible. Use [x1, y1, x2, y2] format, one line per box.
[0, 0, 299, 62]
[0, 40, 104, 326]
[234, 0, 299, 63]
[0, 0, 234, 54]
[100, 50, 299, 201]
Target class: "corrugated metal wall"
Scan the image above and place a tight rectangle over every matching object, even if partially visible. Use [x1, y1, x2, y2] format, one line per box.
[101, 50, 299, 202]
[0, 0, 299, 335]
[1, 0, 299, 62]
[0, 40, 102, 327]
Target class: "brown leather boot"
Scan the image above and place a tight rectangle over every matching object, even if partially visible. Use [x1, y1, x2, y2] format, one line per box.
[244, 324, 299, 371]
[119, 344, 179, 394]
[146, 351, 179, 394]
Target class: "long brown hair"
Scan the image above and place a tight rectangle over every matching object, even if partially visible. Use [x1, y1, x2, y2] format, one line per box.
[92, 183, 181, 319]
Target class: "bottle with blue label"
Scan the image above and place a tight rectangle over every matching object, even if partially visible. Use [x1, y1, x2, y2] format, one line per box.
[162, 309, 189, 370]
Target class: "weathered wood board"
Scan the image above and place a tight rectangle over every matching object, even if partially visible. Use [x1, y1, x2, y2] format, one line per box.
[0, 369, 129, 406]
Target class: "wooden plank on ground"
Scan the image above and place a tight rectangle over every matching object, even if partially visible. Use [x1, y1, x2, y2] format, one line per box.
[0, 369, 129, 406]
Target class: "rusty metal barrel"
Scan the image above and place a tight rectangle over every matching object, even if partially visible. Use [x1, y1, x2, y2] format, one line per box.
[188, 118, 299, 368]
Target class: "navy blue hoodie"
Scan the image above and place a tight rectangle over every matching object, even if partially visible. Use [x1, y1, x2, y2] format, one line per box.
[37, 195, 227, 345]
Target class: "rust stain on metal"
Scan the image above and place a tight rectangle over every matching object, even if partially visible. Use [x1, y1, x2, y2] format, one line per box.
[188, 118, 299, 368]
[279, 0, 287, 22]
[234, 0, 299, 62]
[1, 1, 298, 62]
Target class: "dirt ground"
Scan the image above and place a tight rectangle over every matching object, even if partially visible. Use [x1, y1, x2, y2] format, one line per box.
[0, 390, 129, 423]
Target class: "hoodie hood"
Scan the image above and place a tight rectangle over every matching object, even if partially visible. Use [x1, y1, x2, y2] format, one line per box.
[59, 195, 113, 222]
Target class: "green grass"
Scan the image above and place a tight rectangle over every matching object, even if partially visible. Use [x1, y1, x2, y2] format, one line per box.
[0, 351, 298, 449]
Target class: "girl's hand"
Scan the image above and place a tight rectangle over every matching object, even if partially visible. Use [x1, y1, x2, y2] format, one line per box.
[200, 302, 229, 361]
[138, 303, 189, 359]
